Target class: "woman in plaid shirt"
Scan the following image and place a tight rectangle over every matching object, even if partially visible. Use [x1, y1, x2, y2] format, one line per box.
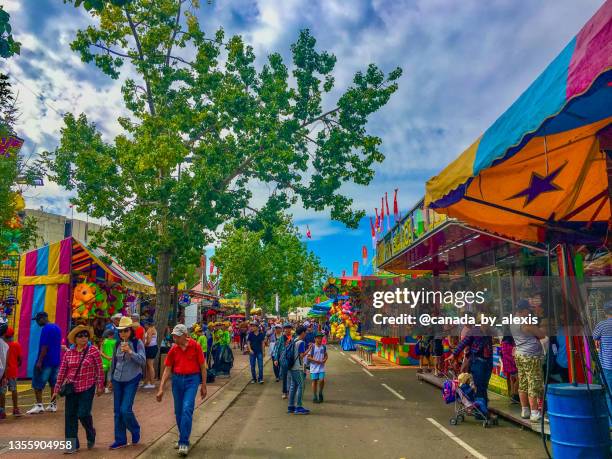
[53, 325, 105, 453]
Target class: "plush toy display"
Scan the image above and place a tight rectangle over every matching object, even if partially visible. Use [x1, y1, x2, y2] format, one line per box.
[72, 282, 97, 319]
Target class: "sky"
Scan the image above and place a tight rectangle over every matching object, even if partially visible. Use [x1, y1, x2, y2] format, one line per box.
[1, 0, 606, 276]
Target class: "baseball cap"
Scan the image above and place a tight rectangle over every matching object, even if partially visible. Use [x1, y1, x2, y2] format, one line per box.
[283, 322, 293, 328]
[32, 311, 48, 321]
[111, 313, 123, 320]
[274, 324, 282, 329]
[4, 326, 14, 338]
[171, 324, 189, 336]
[516, 299, 531, 312]
[315, 332, 324, 337]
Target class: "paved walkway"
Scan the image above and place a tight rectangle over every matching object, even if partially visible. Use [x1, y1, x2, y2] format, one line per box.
[0, 346, 251, 458]
[187, 345, 546, 458]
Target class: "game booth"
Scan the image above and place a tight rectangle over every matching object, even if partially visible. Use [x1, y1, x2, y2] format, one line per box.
[13, 237, 155, 378]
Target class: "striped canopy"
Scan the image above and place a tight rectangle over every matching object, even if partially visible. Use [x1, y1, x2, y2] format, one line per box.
[15, 237, 154, 377]
[426, 1, 612, 242]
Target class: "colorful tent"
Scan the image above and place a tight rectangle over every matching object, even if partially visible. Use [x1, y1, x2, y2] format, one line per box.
[426, 1, 612, 243]
[14, 237, 155, 377]
[15, 239, 72, 378]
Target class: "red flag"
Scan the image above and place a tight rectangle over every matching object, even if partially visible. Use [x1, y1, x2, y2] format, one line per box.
[306, 225, 312, 239]
[375, 208, 380, 232]
[393, 189, 399, 222]
[200, 254, 206, 269]
[370, 216, 376, 249]
[362, 246, 368, 266]
[352, 261, 359, 277]
[209, 259, 214, 275]
[385, 192, 391, 229]
[381, 197, 385, 221]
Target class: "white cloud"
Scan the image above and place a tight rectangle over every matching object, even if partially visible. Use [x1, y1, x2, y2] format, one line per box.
[6, 0, 606, 234]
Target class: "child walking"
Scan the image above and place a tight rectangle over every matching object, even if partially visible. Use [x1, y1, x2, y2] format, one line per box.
[100, 329, 116, 393]
[308, 333, 328, 403]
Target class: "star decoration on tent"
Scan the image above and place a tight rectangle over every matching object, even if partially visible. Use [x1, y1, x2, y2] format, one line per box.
[506, 162, 566, 207]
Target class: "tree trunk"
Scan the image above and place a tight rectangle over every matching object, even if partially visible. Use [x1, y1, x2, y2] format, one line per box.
[154, 250, 173, 340]
[245, 293, 251, 321]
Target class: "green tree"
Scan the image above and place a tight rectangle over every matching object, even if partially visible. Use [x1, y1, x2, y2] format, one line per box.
[45, 0, 401, 334]
[0, 75, 39, 261]
[213, 218, 326, 318]
[0, 6, 20, 59]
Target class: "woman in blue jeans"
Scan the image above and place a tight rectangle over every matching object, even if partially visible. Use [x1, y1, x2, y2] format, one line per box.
[109, 317, 146, 449]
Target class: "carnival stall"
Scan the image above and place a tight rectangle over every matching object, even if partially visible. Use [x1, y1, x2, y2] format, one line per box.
[14, 237, 155, 377]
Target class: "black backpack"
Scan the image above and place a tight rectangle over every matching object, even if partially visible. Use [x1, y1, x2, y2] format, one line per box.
[280, 338, 296, 370]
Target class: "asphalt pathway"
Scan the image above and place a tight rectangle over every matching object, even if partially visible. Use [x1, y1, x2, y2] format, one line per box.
[189, 346, 546, 459]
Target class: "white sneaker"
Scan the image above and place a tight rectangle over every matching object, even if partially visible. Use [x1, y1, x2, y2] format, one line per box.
[104, 387, 111, 394]
[530, 411, 541, 422]
[520, 407, 530, 419]
[27, 404, 45, 415]
[178, 444, 189, 456]
[45, 401, 57, 412]
[174, 442, 180, 450]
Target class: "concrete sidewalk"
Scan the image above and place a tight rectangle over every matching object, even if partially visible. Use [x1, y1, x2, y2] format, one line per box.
[0, 347, 253, 458]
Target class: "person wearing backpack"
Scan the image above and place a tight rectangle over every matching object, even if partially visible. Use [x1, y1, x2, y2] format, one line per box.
[275, 323, 293, 399]
[307, 332, 328, 403]
[287, 325, 310, 415]
[109, 316, 146, 449]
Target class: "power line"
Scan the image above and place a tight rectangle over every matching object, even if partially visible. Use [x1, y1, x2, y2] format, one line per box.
[9, 73, 64, 117]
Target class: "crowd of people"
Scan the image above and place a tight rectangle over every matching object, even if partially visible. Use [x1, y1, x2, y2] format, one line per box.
[1, 295, 609, 452]
[415, 294, 612, 425]
[0, 311, 333, 455]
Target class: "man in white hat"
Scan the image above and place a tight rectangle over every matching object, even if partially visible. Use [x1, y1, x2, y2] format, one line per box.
[105, 313, 123, 341]
[156, 324, 207, 456]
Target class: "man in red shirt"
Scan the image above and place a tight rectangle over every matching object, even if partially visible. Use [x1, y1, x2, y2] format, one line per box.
[0, 327, 22, 418]
[156, 324, 207, 456]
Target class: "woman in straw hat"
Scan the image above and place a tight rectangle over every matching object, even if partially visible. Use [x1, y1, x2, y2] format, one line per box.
[108, 316, 146, 449]
[53, 325, 104, 453]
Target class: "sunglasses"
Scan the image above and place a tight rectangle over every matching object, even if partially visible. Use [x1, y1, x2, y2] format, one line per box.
[75, 332, 90, 338]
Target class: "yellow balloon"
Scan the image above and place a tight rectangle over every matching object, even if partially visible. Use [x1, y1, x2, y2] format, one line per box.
[12, 193, 25, 212]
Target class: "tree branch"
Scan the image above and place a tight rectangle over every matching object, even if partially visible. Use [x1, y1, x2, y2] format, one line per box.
[166, 0, 182, 67]
[125, 8, 156, 117]
[93, 42, 131, 59]
[300, 107, 341, 128]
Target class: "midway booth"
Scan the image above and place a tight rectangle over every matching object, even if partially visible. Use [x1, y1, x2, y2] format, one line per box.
[424, 3, 611, 457]
[14, 237, 155, 378]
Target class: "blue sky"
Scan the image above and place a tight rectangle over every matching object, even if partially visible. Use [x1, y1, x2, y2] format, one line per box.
[1, 0, 606, 276]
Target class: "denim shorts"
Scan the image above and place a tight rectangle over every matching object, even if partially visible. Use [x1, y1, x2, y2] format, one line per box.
[32, 366, 59, 391]
[310, 372, 325, 380]
[0, 378, 17, 394]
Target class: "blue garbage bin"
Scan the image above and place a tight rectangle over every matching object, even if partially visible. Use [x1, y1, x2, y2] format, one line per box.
[547, 383, 610, 459]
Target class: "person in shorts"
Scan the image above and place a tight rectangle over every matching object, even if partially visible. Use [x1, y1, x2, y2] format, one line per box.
[143, 320, 158, 389]
[501, 334, 519, 403]
[1, 326, 21, 418]
[29, 311, 61, 414]
[307, 333, 328, 403]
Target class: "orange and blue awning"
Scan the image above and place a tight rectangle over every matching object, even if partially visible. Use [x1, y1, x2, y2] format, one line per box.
[426, 1, 611, 243]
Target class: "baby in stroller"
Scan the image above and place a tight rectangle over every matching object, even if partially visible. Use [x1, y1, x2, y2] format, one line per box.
[444, 373, 498, 427]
